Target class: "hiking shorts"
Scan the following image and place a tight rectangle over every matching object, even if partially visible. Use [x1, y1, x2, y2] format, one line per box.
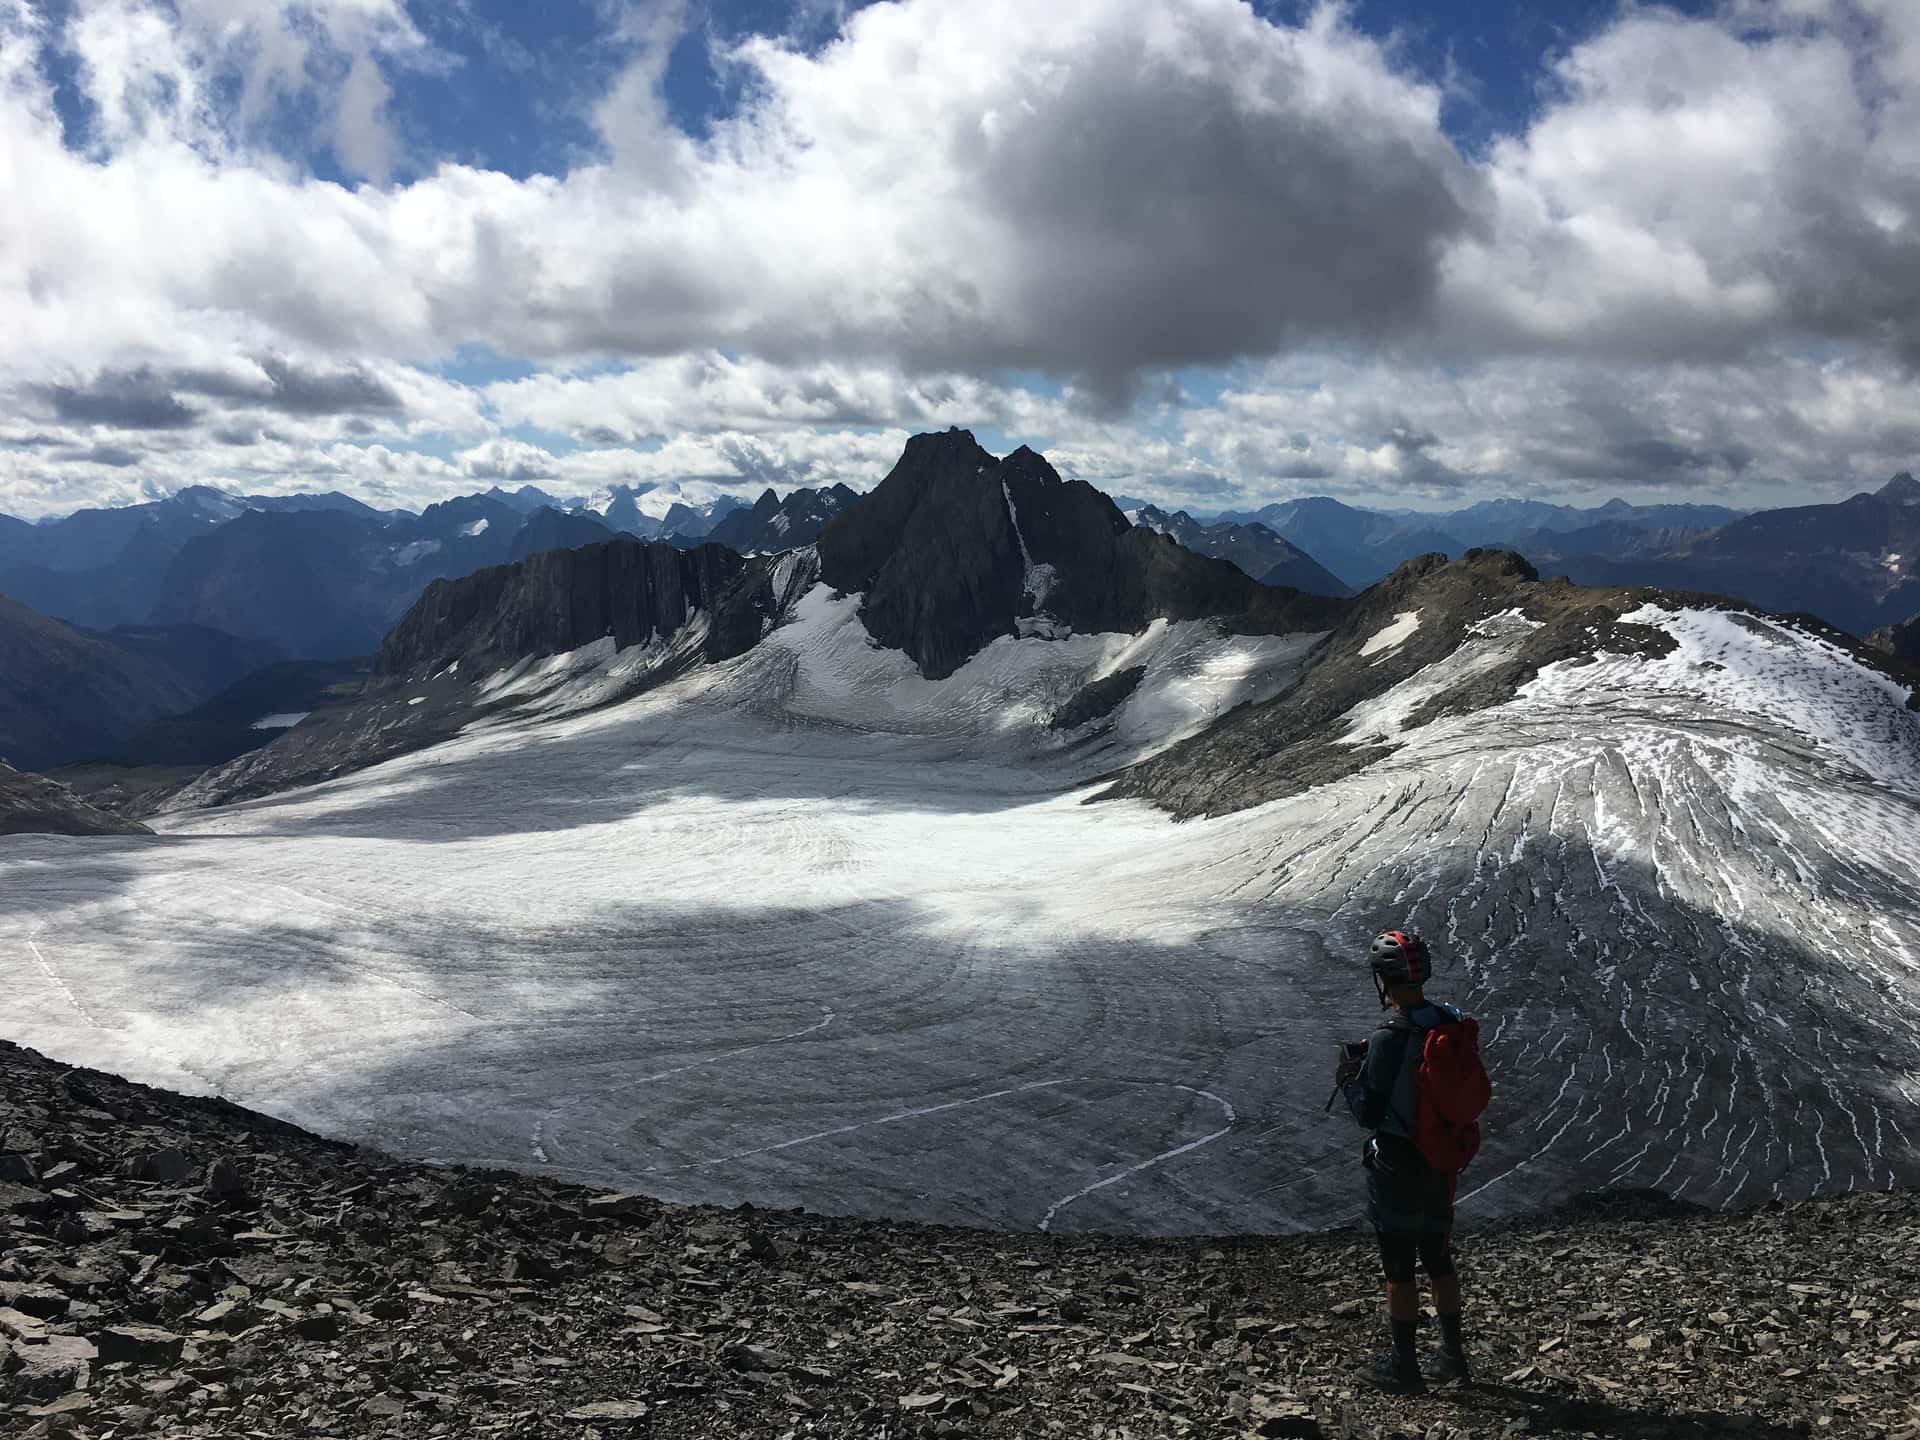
[1364, 1134, 1454, 1240]
[1376, 1230, 1454, 1283]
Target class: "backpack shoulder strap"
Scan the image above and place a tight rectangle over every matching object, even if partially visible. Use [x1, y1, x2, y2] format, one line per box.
[1382, 1014, 1432, 1138]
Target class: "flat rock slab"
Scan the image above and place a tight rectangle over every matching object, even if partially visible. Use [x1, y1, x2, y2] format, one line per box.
[94, 1324, 185, 1367]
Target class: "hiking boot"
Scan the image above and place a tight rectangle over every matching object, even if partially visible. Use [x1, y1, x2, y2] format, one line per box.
[1359, 1345, 1425, 1394]
[1423, 1343, 1472, 1385]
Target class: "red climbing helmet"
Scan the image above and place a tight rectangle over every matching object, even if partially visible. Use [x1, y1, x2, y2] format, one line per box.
[1368, 929, 1433, 1005]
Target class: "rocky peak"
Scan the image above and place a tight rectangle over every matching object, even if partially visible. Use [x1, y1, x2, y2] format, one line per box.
[1879, 471, 1920, 505]
[819, 431, 1342, 679]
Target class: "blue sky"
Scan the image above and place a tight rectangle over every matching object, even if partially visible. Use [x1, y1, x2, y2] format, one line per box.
[34, 0, 1723, 179]
[2, 0, 1916, 520]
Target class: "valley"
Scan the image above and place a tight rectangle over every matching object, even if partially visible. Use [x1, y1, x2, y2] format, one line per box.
[5, 556, 1917, 1237]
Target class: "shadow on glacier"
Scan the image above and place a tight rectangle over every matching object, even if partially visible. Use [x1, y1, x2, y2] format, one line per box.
[73, 832, 1920, 1236]
[215, 713, 1100, 841]
[0, 836, 202, 923]
[49, 888, 1371, 1235]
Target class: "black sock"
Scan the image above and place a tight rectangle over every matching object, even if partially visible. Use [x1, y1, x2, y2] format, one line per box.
[1439, 1311, 1464, 1353]
[1391, 1319, 1418, 1366]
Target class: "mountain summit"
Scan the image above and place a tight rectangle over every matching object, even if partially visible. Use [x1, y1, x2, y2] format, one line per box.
[817, 429, 1343, 678]
[1881, 471, 1920, 505]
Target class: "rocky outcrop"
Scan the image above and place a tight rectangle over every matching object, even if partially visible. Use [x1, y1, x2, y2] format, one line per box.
[1101, 549, 1726, 816]
[170, 542, 811, 810]
[1870, 610, 1920, 663]
[707, 484, 860, 554]
[375, 539, 773, 681]
[1, 1037, 1913, 1439]
[0, 762, 152, 836]
[818, 430, 1346, 679]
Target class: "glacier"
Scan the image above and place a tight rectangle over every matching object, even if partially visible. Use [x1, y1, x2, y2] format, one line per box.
[2, 586, 1918, 1236]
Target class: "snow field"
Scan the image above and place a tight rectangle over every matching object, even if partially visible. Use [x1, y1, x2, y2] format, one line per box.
[3, 597, 1918, 1232]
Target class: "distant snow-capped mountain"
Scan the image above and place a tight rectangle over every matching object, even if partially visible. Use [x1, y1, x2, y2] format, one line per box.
[707, 484, 861, 554]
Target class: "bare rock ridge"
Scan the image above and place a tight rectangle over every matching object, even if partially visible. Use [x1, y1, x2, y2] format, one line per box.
[2, 1038, 1915, 1439]
[817, 429, 1347, 679]
[1871, 610, 1920, 663]
[1101, 548, 1903, 817]
[375, 539, 773, 681]
[0, 761, 151, 837]
[170, 541, 800, 810]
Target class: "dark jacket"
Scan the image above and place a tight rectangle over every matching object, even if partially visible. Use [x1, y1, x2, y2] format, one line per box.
[1343, 1002, 1461, 1139]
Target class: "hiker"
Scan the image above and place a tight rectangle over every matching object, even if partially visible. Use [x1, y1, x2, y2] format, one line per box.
[1333, 929, 1489, 1393]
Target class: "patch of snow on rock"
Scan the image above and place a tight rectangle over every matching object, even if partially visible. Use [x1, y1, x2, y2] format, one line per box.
[1360, 609, 1421, 658]
[462, 518, 490, 537]
[1339, 611, 1532, 746]
[248, 712, 310, 731]
[1524, 604, 1920, 795]
[393, 539, 442, 565]
[689, 584, 1318, 766]
[1002, 481, 1058, 610]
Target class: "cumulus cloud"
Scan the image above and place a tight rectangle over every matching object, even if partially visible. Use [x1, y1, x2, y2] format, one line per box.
[1441, 6, 1920, 361]
[37, 369, 199, 429]
[1, 0, 1918, 519]
[58, 0, 432, 174]
[459, 438, 559, 483]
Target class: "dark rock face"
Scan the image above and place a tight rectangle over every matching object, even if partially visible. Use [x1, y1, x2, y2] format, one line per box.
[1869, 611, 1920, 662]
[376, 539, 765, 680]
[175, 542, 810, 809]
[1101, 549, 1710, 816]
[1049, 665, 1146, 730]
[1131, 505, 1350, 596]
[818, 430, 1346, 680]
[0, 594, 277, 771]
[707, 484, 861, 554]
[0, 761, 153, 837]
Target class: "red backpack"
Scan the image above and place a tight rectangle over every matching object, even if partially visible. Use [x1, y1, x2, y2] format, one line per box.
[1413, 1016, 1491, 1175]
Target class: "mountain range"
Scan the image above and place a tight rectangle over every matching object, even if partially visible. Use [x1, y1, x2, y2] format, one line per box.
[1540, 472, 1920, 636]
[3, 428, 1911, 1245]
[708, 483, 860, 553]
[1128, 505, 1350, 596]
[0, 483, 757, 661]
[0, 593, 276, 771]
[6, 455, 1920, 785]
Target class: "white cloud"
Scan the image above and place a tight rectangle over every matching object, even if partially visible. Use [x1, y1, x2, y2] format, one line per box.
[0, 0, 1918, 521]
[57, 0, 430, 173]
